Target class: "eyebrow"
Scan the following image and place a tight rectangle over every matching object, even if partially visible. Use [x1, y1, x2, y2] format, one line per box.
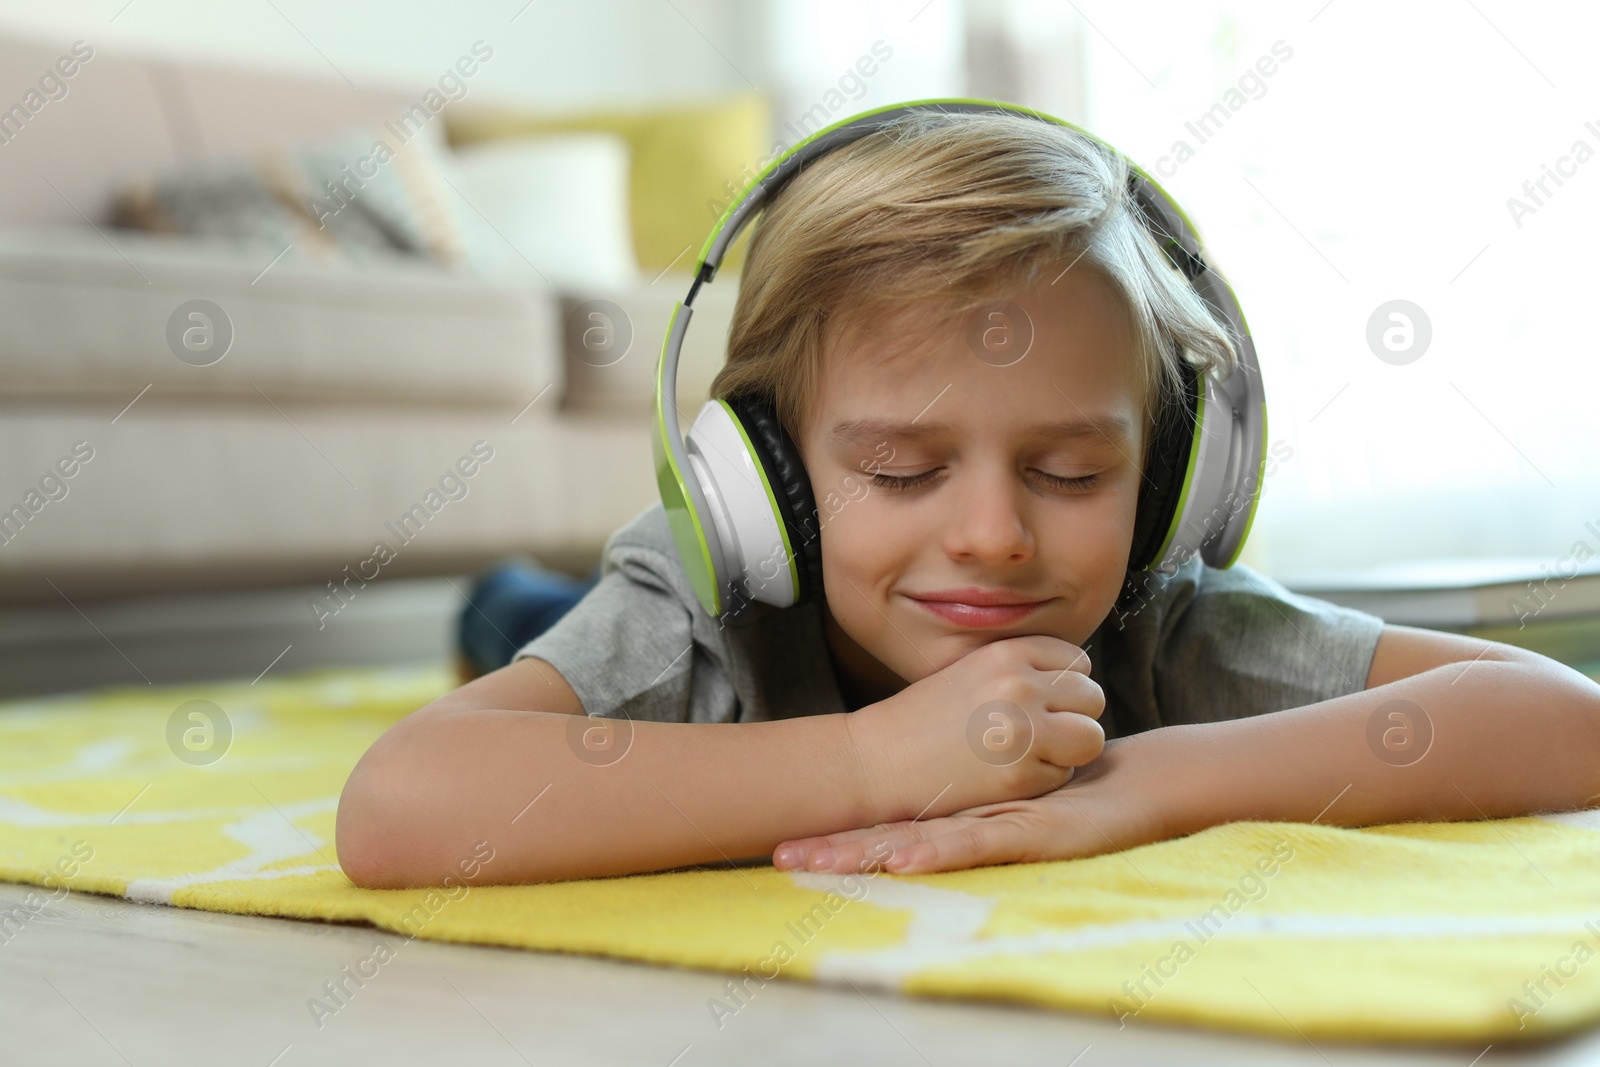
[830, 414, 1135, 449]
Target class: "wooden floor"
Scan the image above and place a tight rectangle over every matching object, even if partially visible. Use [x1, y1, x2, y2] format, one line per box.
[1, 883, 1595, 1066]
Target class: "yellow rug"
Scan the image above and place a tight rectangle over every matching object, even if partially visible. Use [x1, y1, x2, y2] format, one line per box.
[3, 663, 1599, 1047]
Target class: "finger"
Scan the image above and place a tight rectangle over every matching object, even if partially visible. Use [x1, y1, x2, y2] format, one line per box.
[771, 825, 921, 870]
[1011, 634, 1093, 679]
[977, 696, 1101, 770]
[1036, 668, 1106, 719]
[1032, 708, 1104, 769]
[773, 818, 917, 858]
[988, 634, 1092, 680]
[773, 820, 932, 873]
[878, 815, 1038, 875]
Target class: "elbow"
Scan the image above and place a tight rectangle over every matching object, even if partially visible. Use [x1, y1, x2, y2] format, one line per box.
[335, 744, 417, 889]
[340, 783, 502, 895]
[334, 717, 452, 890]
[334, 709, 511, 890]
[335, 806, 403, 891]
[336, 834, 397, 891]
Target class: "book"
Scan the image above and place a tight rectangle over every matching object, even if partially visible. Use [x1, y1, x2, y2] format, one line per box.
[1280, 556, 1600, 629]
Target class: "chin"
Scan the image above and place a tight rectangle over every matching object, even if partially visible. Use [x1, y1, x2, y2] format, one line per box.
[928, 619, 1071, 662]
[922, 630, 1003, 670]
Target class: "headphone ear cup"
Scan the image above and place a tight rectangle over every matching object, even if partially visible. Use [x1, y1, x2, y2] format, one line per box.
[1126, 355, 1201, 581]
[723, 394, 825, 608]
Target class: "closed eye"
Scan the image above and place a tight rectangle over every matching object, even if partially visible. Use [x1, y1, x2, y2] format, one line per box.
[867, 469, 1101, 493]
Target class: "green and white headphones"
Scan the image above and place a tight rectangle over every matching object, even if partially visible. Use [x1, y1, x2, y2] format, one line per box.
[652, 98, 1268, 620]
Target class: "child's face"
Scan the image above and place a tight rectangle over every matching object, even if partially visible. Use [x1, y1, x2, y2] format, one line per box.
[796, 264, 1146, 701]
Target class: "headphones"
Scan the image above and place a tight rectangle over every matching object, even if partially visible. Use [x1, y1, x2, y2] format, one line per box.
[652, 98, 1268, 621]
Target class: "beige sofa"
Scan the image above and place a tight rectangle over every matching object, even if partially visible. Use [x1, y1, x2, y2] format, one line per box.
[0, 31, 745, 697]
[0, 31, 739, 608]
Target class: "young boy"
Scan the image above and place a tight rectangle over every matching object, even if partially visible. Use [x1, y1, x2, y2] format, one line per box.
[336, 111, 1600, 889]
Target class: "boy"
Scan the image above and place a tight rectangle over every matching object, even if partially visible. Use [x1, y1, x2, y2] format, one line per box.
[336, 111, 1600, 888]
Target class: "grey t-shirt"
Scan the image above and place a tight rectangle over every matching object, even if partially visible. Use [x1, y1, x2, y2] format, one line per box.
[514, 502, 1388, 739]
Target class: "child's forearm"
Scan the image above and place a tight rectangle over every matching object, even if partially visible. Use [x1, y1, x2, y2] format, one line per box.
[336, 707, 874, 887]
[1140, 656, 1600, 839]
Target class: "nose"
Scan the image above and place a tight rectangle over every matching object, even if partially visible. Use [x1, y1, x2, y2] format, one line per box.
[941, 463, 1036, 565]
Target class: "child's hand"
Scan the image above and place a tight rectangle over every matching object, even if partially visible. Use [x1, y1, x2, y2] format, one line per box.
[842, 634, 1105, 828]
[773, 737, 1167, 875]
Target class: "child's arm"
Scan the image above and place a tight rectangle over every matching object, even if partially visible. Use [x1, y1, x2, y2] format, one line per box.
[335, 656, 874, 887]
[337, 633, 1107, 887]
[1155, 625, 1600, 836]
[772, 626, 1600, 875]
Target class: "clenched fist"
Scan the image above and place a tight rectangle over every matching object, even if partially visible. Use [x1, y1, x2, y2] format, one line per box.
[842, 634, 1105, 825]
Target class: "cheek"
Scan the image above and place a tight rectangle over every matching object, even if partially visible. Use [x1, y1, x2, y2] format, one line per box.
[1064, 491, 1142, 620]
[818, 493, 927, 670]
[1066, 491, 1140, 577]
[820, 492, 887, 574]
[818, 489, 911, 595]
[1090, 486, 1139, 545]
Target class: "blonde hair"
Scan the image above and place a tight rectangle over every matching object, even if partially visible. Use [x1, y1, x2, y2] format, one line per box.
[707, 110, 1241, 461]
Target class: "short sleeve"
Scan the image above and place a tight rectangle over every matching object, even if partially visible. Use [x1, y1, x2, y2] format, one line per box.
[1149, 560, 1387, 728]
[512, 541, 722, 723]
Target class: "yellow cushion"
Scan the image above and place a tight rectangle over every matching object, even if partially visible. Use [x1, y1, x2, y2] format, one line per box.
[447, 91, 773, 275]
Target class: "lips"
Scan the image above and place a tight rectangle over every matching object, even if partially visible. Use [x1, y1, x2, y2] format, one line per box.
[905, 587, 1053, 629]
[910, 587, 1049, 606]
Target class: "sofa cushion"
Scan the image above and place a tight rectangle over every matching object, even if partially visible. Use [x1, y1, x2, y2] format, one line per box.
[109, 123, 483, 272]
[449, 132, 639, 289]
[0, 399, 661, 604]
[0, 227, 561, 404]
[446, 91, 773, 277]
[556, 270, 739, 416]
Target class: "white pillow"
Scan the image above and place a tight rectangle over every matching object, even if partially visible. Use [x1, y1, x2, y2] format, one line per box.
[446, 132, 639, 289]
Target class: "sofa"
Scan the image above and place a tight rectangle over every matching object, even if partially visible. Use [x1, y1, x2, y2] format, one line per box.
[0, 30, 758, 696]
